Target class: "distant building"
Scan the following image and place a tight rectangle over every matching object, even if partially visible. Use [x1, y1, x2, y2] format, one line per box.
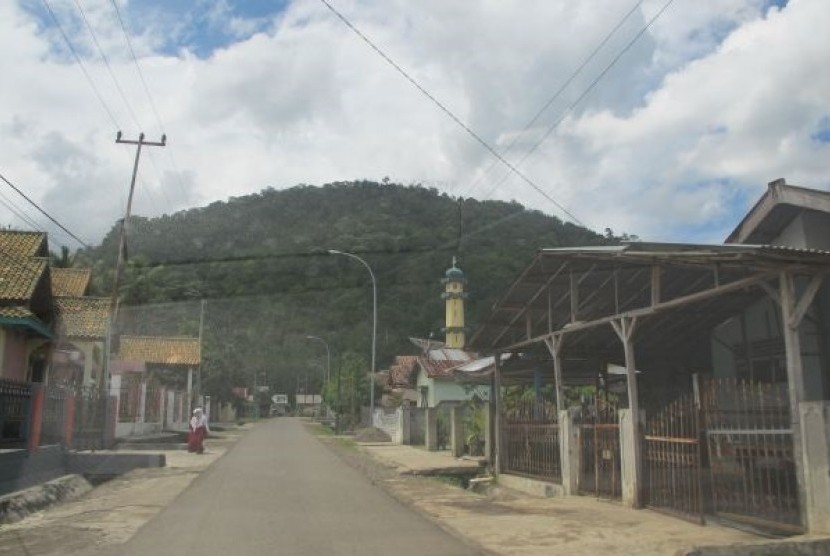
[385, 259, 489, 408]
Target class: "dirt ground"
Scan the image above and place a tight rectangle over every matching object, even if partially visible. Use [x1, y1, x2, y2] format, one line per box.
[0, 426, 248, 556]
[0, 422, 818, 556]
[312, 428, 794, 556]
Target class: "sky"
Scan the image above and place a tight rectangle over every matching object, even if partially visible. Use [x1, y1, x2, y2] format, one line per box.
[1, 0, 828, 250]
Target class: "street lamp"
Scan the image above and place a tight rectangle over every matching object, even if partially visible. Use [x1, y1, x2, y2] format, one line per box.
[305, 335, 331, 383]
[327, 249, 377, 417]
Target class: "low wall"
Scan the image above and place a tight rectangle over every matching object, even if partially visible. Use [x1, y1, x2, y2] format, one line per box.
[498, 473, 565, 498]
[372, 408, 402, 443]
[67, 452, 165, 476]
[0, 446, 67, 497]
[0, 474, 92, 524]
[115, 421, 163, 439]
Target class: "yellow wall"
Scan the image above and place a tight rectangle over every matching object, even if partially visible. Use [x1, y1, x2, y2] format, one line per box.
[444, 280, 465, 348]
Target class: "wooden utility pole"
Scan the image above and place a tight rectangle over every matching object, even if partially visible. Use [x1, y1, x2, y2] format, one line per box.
[110, 132, 166, 323]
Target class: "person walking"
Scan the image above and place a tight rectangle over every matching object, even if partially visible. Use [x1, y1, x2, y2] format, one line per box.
[188, 407, 209, 454]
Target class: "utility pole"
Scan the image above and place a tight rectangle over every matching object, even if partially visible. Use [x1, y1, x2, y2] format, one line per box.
[110, 132, 166, 323]
[197, 299, 206, 407]
[103, 132, 165, 395]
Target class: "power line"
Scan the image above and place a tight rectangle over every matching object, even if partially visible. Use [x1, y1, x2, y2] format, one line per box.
[0, 171, 90, 248]
[109, 0, 190, 202]
[41, 0, 120, 130]
[458, 0, 644, 199]
[0, 189, 44, 232]
[481, 0, 677, 201]
[108, 0, 164, 135]
[72, 0, 141, 129]
[317, 0, 584, 226]
[71, 0, 172, 211]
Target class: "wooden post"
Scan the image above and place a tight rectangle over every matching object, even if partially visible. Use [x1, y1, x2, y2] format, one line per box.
[780, 271, 823, 529]
[494, 352, 502, 475]
[612, 316, 642, 508]
[545, 335, 565, 412]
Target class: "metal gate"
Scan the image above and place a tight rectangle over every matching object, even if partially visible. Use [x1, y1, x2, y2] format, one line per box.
[502, 398, 561, 482]
[73, 387, 109, 450]
[436, 404, 452, 450]
[644, 390, 704, 524]
[702, 378, 802, 534]
[408, 408, 425, 446]
[0, 379, 31, 448]
[578, 396, 621, 498]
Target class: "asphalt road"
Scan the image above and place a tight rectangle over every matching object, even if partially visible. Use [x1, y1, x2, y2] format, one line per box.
[109, 418, 478, 555]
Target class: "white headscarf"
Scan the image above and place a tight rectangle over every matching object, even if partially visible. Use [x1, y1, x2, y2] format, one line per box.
[190, 408, 203, 430]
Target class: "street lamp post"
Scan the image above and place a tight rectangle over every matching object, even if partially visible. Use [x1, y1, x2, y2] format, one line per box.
[328, 249, 377, 418]
[305, 335, 331, 383]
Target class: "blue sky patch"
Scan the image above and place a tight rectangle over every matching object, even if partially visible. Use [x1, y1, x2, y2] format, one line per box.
[811, 116, 830, 144]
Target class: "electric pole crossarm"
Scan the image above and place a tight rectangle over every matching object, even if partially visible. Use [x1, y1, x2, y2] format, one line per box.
[116, 131, 167, 147]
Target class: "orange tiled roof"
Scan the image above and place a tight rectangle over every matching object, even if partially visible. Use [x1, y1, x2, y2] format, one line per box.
[55, 297, 109, 340]
[51, 268, 91, 297]
[388, 355, 418, 388]
[0, 231, 47, 258]
[0, 258, 47, 302]
[118, 335, 201, 366]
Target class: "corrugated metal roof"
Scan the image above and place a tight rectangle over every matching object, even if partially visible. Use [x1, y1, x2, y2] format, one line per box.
[419, 349, 477, 378]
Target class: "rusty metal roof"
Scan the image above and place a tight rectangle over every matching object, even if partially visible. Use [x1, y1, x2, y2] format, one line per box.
[118, 335, 201, 366]
[470, 241, 830, 356]
[418, 348, 476, 378]
[55, 297, 109, 340]
[0, 231, 47, 258]
[51, 268, 91, 297]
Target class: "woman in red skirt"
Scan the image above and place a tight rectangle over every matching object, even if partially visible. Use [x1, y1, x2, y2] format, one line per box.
[188, 408, 209, 454]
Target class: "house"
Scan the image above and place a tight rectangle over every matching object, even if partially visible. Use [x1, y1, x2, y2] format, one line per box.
[414, 345, 487, 407]
[382, 355, 419, 406]
[0, 231, 54, 383]
[381, 260, 490, 408]
[112, 335, 201, 435]
[51, 268, 109, 389]
[470, 179, 830, 536]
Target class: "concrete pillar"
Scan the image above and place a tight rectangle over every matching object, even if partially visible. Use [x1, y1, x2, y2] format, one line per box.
[484, 403, 492, 464]
[799, 402, 830, 534]
[559, 407, 580, 495]
[186, 368, 194, 413]
[138, 382, 147, 424]
[64, 392, 76, 448]
[166, 390, 175, 427]
[451, 406, 464, 457]
[401, 407, 411, 445]
[426, 408, 438, 451]
[27, 384, 44, 453]
[619, 408, 645, 508]
[494, 353, 503, 474]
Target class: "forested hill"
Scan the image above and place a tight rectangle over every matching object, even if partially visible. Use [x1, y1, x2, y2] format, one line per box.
[78, 181, 608, 401]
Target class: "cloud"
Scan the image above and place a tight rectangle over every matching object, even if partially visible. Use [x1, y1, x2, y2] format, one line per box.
[0, 0, 827, 249]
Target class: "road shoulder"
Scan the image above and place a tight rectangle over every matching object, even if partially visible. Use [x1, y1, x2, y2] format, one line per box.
[0, 425, 251, 556]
